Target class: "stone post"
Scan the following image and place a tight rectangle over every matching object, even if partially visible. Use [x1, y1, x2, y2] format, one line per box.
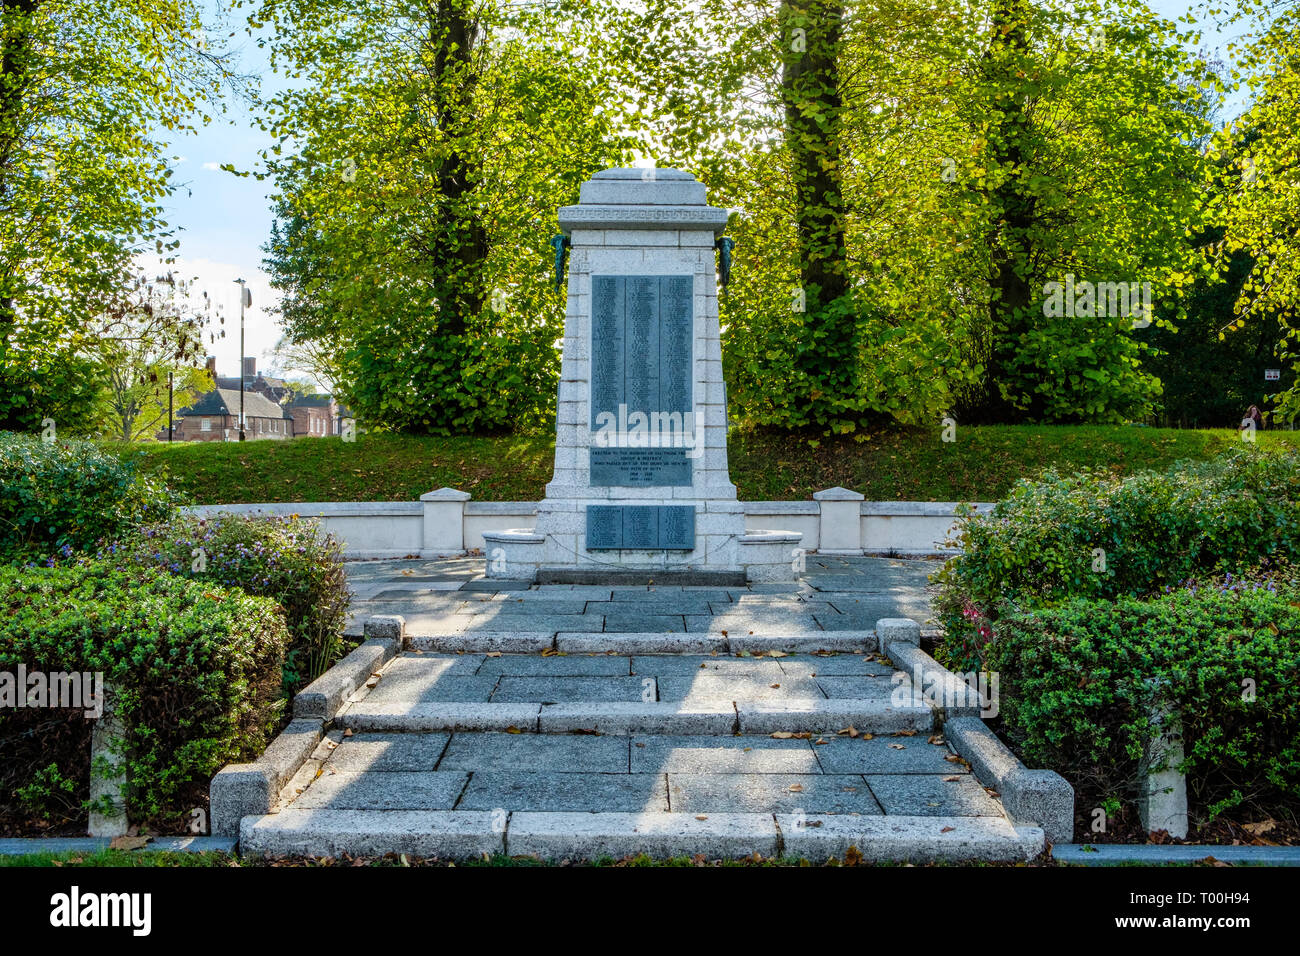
[420, 487, 470, 557]
[88, 681, 128, 837]
[813, 486, 865, 554]
[1137, 684, 1188, 839]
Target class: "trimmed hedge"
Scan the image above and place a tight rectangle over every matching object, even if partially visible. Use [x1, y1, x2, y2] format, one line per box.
[0, 562, 288, 832]
[935, 447, 1300, 670]
[987, 585, 1300, 822]
[0, 431, 176, 562]
[98, 513, 349, 691]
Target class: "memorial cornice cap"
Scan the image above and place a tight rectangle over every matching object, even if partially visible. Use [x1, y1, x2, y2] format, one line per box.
[560, 166, 729, 234]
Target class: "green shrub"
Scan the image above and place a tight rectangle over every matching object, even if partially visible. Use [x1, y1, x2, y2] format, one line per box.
[107, 512, 350, 690]
[986, 585, 1300, 823]
[0, 562, 288, 831]
[0, 431, 177, 562]
[935, 447, 1300, 669]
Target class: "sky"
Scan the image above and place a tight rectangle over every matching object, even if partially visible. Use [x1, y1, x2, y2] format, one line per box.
[151, 0, 1246, 388]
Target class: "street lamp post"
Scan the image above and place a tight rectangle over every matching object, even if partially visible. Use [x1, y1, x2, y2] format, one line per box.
[235, 279, 250, 441]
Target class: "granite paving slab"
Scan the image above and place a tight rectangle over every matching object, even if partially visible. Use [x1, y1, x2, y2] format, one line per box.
[324, 733, 450, 772]
[865, 774, 1003, 816]
[475, 655, 632, 677]
[438, 733, 629, 773]
[457, 772, 669, 812]
[629, 656, 784, 677]
[364, 674, 498, 704]
[629, 735, 821, 774]
[291, 771, 468, 810]
[667, 773, 883, 815]
[777, 655, 894, 677]
[656, 674, 825, 702]
[490, 676, 653, 703]
[814, 736, 966, 775]
[815, 676, 897, 700]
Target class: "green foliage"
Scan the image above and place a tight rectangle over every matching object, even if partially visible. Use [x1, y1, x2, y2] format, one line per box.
[1212, 1, 1300, 422]
[257, 0, 637, 433]
[0, 562, 288, 828]
[0, 0, 235, 432]
[0, 431, 176, 562]
[1146, 230, 1293, 427]
[934, 446, 1300, 669]
[104, 513, 350, 689]
[986, 585, 1300, 821]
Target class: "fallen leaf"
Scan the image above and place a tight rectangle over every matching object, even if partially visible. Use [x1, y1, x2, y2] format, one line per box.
[928, 734, 945, 745]
[1243, 820, 1277, 836]
[485, 651, 502, 658]
[893, 730, 917, 737]
[943, 775, 962, 783]
[838, 726, 859, 738]
[695, 815, 708, 821]
[505, 725, 522, 734]
[940, 826, 955, 833]
[788, 784, 805, 793]
[889, 743, 906, 750]
[814, 737, 829, 745]
[109, 835, 151, 851]
[771, 731, 795, 739]
[770, 683, 781, 689]
[767, 650, 787, 658]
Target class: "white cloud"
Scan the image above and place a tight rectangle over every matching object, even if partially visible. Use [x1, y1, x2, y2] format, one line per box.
[201, 161, 222, 171]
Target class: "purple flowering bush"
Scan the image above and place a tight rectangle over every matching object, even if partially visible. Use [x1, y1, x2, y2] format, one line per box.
[103, 513, 350, 691]
[935, 447, 1300, 671]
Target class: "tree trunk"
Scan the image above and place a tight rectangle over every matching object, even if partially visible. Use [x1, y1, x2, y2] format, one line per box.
[426, 0, 487, 336]
[778, 0, 848, 310]
[969, 0, 1040, 423]
[0, 0, 39, 360]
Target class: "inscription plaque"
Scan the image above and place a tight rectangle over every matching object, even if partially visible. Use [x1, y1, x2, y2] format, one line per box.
[590, 275, 693, 487]
[585, 505, 696, 550]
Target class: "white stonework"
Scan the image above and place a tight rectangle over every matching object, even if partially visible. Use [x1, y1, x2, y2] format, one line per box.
[485, 167, 799, 581]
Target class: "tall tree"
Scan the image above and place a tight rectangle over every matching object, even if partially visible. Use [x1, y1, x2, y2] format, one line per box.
[0, 0, 239, 431]
[257, 0, 637, 433]
[1212, 0, 1300, 423]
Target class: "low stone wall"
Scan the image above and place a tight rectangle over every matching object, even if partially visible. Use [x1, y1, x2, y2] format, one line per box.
[188, 488, 994, 560]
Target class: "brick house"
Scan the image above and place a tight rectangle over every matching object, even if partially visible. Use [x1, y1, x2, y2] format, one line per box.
[173, 388, 293, 442]
[283, 393, 347, 437]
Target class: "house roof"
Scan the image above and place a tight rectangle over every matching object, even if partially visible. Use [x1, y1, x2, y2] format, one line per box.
[178, 388, 290, 420]
[285, 394, 337, 408]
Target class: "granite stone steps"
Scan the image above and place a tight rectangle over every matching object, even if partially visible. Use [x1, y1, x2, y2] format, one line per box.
[236, 647, 1044, 862]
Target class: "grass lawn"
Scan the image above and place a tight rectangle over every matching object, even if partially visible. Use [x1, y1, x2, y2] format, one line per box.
[108, 425, 1300, 505]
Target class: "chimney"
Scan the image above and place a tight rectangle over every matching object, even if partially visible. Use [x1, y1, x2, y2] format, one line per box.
[242, 356, 256, 380]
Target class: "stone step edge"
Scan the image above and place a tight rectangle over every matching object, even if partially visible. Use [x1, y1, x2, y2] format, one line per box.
[239, 809, 1044, 863]
[402, 630, 882, 654]
[335, 698, 935, 734]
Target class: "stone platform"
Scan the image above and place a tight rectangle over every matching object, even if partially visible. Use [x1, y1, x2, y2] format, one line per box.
[240, 649, 1041, 862]
[344, 554, 940, 639]
[230, 554, 1049, 862]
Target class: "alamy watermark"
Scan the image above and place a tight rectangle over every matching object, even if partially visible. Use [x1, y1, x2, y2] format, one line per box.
[592, 404, 705, 459]
[1, 666, 105, 718]
[891, 666, 999, 718]
[1042, 274, 1152, 328]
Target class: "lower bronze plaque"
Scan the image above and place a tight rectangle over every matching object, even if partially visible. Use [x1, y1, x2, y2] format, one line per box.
[585, 505, 696, 551]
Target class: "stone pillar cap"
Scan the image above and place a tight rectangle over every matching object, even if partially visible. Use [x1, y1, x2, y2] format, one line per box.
[420, 487, 471, 501]
[813, 486, 865, 501]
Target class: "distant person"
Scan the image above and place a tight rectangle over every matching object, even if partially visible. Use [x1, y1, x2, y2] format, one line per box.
[1243, 405, 1264, 433]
